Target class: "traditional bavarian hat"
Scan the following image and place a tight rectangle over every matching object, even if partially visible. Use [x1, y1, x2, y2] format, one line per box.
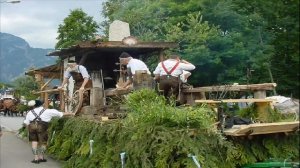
[28, 100, 44, 107]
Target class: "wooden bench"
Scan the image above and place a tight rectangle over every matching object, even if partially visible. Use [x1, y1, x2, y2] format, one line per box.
[182, 83, 277, 105]
[195, 98, 276, 122]
[223, 121, 299, 136]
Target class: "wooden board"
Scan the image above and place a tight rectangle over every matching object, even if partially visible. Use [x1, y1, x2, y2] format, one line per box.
[195, 99, 275, 103]
[182, 83, 277, 93]
[223, 121, 299, 136]
[105, 88, 132, 96]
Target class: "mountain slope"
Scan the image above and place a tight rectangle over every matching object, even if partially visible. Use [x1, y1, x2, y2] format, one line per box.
[0, 32, 56, 83]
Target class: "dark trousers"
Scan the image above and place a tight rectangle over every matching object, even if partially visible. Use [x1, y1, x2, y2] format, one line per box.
[159, 75, 180, 100]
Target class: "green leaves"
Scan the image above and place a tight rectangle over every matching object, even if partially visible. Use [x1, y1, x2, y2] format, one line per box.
[45, 90, 299, 167]
[55, 8, 99, 49]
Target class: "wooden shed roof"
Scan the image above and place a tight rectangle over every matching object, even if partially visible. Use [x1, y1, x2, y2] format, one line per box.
[25, 64, 62, 79]
[47, 41, 178, 58]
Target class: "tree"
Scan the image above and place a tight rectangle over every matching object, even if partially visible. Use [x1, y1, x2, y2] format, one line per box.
[55, 8, 99, 49]
[102, 0, 299, 97]
[12, 76, 39, 100]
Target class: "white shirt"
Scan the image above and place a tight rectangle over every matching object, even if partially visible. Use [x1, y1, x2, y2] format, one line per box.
[23, 107, 64, 125]
[180, 70, 192, 83]
[64, 65, 90, 79]
[153, 59, 195, 77]
[127, 58, 151, 75]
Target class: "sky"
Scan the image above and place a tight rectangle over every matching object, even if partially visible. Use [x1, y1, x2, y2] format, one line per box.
[0, 0, 106, 49]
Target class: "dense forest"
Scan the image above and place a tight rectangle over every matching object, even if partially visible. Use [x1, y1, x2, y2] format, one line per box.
[100, 0, 299, 98]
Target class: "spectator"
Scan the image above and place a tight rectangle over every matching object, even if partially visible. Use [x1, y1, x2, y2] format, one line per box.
[23, 100, 74, 164]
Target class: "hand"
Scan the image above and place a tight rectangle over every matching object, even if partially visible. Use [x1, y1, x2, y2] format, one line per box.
[79, 87, 85, 91]
[64, 112, 75, 116]
[57, 86, 63, 90]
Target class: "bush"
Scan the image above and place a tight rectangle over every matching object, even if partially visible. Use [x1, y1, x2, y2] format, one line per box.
[46, 89, 299, 167]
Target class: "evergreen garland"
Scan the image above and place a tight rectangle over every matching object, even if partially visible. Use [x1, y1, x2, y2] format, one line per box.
[45, 89, 299, 168]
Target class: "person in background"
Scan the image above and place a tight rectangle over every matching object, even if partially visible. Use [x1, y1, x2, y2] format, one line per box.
[58, 60, 91, 91]
[23, 100, 74, 164]
[0, 125, 2, 137]
[118, 52, 151, 89]
[153, 54, 195, 101]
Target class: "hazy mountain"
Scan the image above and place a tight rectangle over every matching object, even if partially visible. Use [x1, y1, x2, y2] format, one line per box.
[0, 32, 56, 83]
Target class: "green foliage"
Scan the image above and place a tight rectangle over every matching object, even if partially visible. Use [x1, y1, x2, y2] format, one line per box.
[12, 76, 39, 100]
[46, 89, 299, 167]
[55, 8, 99, 49]
[237, 104, 294, 123]
[102, 0, 299, 98]
[16, 104, 30, 113]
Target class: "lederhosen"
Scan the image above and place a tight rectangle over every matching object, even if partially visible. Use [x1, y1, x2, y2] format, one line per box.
[159, 61, 181, 99]
[70, 65, 92, 106]
[28, 108, 48, 143]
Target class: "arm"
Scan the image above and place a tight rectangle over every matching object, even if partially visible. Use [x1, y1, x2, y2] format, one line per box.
[80, 78, 89, 90]
[153, 63, 162, 81]
[122, 79, 132, 88]
[59, 77, 69, 89]
[58, 69, 71, 89]
[179, 60, 195, 71]
[62, 112, 75, 117]
[78, 65, 90, 90]
[122, 67, 133, 89]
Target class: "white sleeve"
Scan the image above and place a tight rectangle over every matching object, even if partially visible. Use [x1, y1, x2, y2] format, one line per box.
[153, 63, 162, 75]
[179, 63, 195, 71]
[79, 65, 90, 79]
[49, 109, 64, 118]
[64, 68, 72, 78]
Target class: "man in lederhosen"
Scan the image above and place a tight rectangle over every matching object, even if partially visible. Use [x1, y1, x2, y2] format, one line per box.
[58, 60, 92, 106]
[23, 100, 74, 164]
[59, 60, 92, 91]
[153, 54, 195, 101]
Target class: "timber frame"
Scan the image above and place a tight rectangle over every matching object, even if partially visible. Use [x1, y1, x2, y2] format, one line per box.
[25, 63, 65, 110]
[27, 40, 178, 115]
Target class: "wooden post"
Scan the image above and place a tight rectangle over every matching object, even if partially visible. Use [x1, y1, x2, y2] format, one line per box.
[90, 71, 104, 114]
[254, 90, 269, 122]
[44, 92, 49, 108]
[60, 90, 65, 111]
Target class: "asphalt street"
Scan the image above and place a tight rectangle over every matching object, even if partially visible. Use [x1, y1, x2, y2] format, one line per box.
[0, 116, 62, 168]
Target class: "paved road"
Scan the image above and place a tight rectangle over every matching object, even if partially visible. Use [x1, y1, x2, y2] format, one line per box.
[0, 116, 62, 168]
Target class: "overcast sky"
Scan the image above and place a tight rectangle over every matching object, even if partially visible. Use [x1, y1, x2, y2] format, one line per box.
[0, 0, 106, 49]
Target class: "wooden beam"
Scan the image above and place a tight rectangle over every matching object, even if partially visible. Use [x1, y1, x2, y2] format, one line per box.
[223, 121, 299, 136]
[33, 89, 60, 94]
[183, 83, 277, 93]
[195, 99, 275, 103]
[40, 76, 55, 90]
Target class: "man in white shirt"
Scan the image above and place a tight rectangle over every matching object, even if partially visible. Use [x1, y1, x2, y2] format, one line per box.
[153, 54, 195, 101]
[119, 52, 151, 89]
[24, 100, 74, 164]
[58, 60, 91, 91]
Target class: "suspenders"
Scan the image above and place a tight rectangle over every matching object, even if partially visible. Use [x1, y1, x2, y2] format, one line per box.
[31, 108, 46, 123]
[161, 61, 180, 78]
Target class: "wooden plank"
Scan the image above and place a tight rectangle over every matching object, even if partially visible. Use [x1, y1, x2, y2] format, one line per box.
[195, 99, 275, 103]
[34, 89, 60, 94]
[224, 121, 299, 136]
[105, 88, 131, 96]
[182, 83, 277, 93]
